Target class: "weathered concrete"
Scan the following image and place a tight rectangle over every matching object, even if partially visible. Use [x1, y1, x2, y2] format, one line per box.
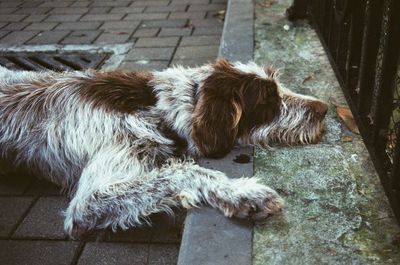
[252, 0, 400, 264]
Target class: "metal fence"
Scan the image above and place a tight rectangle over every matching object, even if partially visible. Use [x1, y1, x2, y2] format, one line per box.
[288, 0, 400, 222]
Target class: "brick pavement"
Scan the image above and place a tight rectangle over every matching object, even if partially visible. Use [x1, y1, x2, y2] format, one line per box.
[0, 0, 226, 264]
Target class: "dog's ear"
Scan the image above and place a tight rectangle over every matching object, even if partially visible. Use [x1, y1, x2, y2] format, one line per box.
[239, 73, 281, 132]
[192, 59, 281, 158]
[191, 59, 242, 158]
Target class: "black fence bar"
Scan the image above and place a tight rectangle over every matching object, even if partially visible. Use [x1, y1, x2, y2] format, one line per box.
[288, 0, 400, 222]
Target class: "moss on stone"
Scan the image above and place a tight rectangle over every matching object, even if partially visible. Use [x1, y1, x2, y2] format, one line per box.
[253, 0, 400, 264]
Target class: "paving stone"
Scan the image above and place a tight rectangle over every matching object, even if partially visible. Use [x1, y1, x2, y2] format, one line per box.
[50, 7, 90, 14]
[174, 45, 219, 59]
[91, 1, 131, 7]
[135, 37, 179, 47]
[24, 179, 61, 195]
[141, 19, 187, 28]
[0, 23, 7, 29]
[27, 30, 70, 44]
[13, 197, 68, 239]
[148, 244, 179, 265]
[23, 15, 48, 22]
[190, 18, 223, 27]
[56, 21, 101, 30]
[119, 60, 169, 71]
[80, 13, 124, 21]
[87, 7, 112, 14]
[0, 2, 22, 8]
[131, 0, 170, 6]
[180, 35, 220, 46]
[110, 7, 144, 13]
[171, 58, 214, 67]
[0, 31, 38, 44]
[0, 1, 21, 8]
[77, 243, 149, 265]
[145, 5, 187, 12]
[70, 1, 90, 7]
[20, 1, 46, 8]
[94, 30, 133, 44]
[171, 0, 210, 4]
[25, 22, 58, 31]
[61, 30, 101, 44]
[158, 28, 192, 36]
[124, 13, 169, 20]
[127, 47, 174, 61]
[0, 197, 35, 237]
[2, 22, 29, 31]
[40, 1, 71, 8]
[14, 7, 52, 14]
[188, 4, 226, 11]
[46, 14, 82, 22]
[133, 28, 160, 37]
[0, 15, 28, 22]
[0, 240, 79, 265]
[169, 11, 206, 19]
[192, 26, 223, 35]
[101, 21, 140, 30]
[0, 8, 18, 14]
[0, 31, 9, 39]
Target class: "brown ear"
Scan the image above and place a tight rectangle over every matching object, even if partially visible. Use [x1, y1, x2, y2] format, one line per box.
[191, 59, 242, 158]
[191, 59, 281, 157]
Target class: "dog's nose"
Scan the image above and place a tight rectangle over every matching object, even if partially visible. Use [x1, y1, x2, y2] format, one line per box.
[310, 101, 328, 118]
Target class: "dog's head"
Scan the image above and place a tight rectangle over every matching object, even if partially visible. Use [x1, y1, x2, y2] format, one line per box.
[191, 59, 328, 158]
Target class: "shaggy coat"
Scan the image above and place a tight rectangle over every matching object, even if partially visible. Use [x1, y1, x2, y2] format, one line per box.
[0, 59, 328, 237]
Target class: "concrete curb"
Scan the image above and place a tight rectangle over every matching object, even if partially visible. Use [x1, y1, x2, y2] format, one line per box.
[177, 0, 255, 264]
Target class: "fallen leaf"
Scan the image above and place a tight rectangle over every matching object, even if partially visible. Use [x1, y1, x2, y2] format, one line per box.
[182, 23, 194, 29]
[259, 0, 276, 8]
[212, 10, 226, 22]
[336, 106, 360, 134]
[341, 136, 353, 142]
[302, 74, 314, 84]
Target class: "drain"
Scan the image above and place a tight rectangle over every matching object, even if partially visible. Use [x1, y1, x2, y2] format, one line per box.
[0, 51, 110, 71]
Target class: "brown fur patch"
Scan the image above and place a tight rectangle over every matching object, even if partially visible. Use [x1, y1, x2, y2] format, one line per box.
[192, 59, 281, 158]
[80, 71, 156, 113]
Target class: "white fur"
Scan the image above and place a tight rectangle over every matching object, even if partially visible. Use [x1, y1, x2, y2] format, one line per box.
[0, 61, 326, 237]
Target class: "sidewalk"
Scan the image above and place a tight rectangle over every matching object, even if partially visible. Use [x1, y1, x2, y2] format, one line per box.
[0, 0, 226, 264]
[252, 0, 400, 264]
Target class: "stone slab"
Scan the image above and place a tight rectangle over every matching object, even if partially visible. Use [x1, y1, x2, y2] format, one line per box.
[77, 243, 149, 265]
[13, 197, 68, 239]
[148, 244, 180, 265]
[0, 240, 79, 265]
[0, 197, 35, 237]
[174, 45, 219, 59]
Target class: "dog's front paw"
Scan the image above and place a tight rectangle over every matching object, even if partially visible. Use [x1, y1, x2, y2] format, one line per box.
[233, 191, 283, 221]
[230, 178, 284, 221]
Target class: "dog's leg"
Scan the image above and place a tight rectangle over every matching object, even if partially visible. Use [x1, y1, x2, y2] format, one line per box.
[64, 157, 283, 238]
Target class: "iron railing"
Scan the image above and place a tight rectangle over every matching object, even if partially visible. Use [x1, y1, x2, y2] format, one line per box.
[288, 0, 400, 222]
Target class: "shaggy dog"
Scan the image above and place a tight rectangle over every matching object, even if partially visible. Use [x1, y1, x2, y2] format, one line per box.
[0, 59, 328, 237]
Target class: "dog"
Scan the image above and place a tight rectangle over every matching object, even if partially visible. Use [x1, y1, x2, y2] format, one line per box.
[0, 59, 328, 237]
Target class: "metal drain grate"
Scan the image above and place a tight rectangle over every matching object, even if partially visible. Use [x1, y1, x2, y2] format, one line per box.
[0, 51, 110, 71]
